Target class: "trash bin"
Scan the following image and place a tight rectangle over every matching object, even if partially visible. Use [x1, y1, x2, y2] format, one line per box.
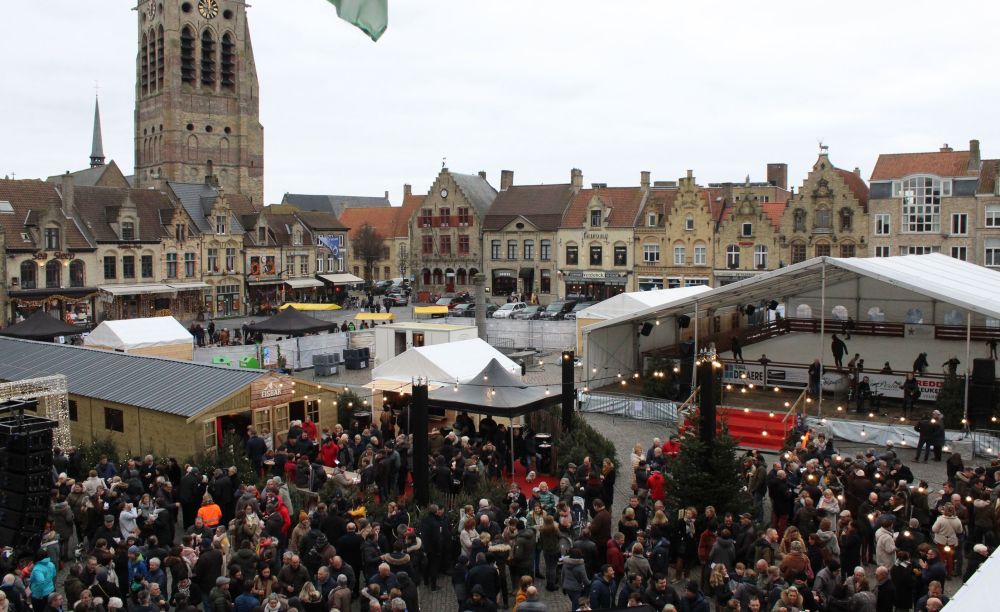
[239, 356, 260, 369]
[212, 356, 233, 366]
[352, 410, 372, 429]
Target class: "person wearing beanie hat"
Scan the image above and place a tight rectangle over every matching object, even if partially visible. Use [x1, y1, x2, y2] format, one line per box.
[107, 598, 123, 611]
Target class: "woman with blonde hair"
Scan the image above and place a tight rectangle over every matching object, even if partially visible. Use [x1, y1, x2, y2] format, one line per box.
[513, 575, 533, 611]
[931, 502, 964, 576]
[459, 517, 478, 559]
[779, 526, 806, 557]
[708, 563, 733, 609]
[600, 458, 616, 508]
[630, 443, 643, 471]
[774, 586, 804, 612]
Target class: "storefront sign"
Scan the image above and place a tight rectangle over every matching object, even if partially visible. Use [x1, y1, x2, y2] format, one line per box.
[251, 376, 293, 409]
[583, 232, 609, 240]
[564, 270, 629, 282]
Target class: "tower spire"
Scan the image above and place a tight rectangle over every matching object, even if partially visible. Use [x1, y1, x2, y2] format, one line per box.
[90, 95, 105, 168]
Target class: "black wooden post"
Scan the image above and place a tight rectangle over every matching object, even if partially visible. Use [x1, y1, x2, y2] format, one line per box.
[562, 350, 575, 431]
[411, 381, 429, 506]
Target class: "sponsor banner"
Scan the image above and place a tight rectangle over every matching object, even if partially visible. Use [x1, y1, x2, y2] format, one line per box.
[722, 361, 943, 401]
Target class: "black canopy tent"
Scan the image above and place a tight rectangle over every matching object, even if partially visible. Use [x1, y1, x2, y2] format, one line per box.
[245, 306, 337, 335]
[0, 310, 85, 341]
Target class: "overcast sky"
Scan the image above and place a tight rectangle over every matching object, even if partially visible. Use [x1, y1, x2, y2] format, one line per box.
[3, 1, 999, 205]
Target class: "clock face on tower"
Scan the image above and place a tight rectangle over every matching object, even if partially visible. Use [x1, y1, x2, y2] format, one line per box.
[198, 0, 219, 19]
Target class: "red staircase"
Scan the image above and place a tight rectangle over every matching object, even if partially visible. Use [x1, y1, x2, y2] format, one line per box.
[714, 406, 788, 452]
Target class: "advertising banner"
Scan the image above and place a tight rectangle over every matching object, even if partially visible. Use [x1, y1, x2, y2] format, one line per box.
[722, 361, 944, 401]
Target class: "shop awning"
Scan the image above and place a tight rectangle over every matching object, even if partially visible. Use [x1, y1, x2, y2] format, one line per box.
[248, 278, 284, 286]
[355, 312, 394, 321]
[169, 282, 210, 291]
[285, 278, 325, 289]
[279, 303, 342, 311]
[99, 283, 175, 296]
[319, 273, 364, 285]
[414, 305, 449, 315]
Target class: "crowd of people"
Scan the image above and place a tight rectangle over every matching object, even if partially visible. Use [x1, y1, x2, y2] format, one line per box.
[3, 409, 994, 612]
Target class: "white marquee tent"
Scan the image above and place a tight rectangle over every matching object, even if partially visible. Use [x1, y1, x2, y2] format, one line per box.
[368, 338, 520, 393]
[574, 285, 712, 321]
[84, 316, 194, 359]
[583, 254, 1000, 390]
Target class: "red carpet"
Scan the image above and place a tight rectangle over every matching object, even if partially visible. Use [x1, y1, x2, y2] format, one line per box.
[509, 460, 561, 499]
[683, 407, 789, 452]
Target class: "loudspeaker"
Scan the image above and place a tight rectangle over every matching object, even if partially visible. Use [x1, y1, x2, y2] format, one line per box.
[744, 305, 756, 316]
[969, 383, 997, 427]
[973, 359, 995, 385]
[677, 314, 691, 328]
[640, 322, 654, 336]
[0, 410, 56, 551]
[768, 300, 779, 311]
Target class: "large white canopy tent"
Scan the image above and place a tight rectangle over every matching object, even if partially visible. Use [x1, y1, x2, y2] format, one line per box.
[369, 338, 521, 392]
[942, 546, 1000, 609]
[84, 316, 194, 359]
[583, 254, 1000, 403]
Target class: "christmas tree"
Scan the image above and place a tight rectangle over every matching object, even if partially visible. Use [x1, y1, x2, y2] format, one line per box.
[935, 372, 966, 429]
[662, 410, 751, 515]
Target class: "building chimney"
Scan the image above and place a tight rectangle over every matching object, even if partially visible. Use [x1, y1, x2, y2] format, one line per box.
[640, 171, 651, 189]
[853, 167, 861, 176]
[60, 172, 75, 215]
[500, 170, 514, 191]
[384, 190, 389, 200]
[570, 168, 583, 190]
[969, 139, 981, 172]
[478, 170, 487, 180]
[766, 163, 788, 191]
[940, 144, 952, 152]
[403, 184, 412, 197]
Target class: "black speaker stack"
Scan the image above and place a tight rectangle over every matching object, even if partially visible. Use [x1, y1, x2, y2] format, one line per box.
[343, 347, 370, 370]
[0, 401, 56, 551]
[640, 322, 654, 336]
[677, 340, 696, 397]
[969, 358, 998, 428]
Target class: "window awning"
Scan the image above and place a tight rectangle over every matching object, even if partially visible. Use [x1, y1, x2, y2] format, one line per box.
[99, 283, 176, 296]
[285, 278, 325, 289]
[318, 273, 365, 285]
[168, 282, 210, 291]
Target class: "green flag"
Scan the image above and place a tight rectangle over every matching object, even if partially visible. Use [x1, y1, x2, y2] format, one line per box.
[327, 0, 388, 42]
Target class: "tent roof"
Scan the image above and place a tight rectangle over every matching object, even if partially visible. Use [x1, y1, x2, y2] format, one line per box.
[576, 285, 712, 321]
[0, 311, 84, 340]
[943, 546, 1000, 610]
[84, 316, 192, 350]
[372, 338, 519, 385]
[427, 358, 559, 417]
[586, 254, 1000, 333]
[245, 306, 336, 334]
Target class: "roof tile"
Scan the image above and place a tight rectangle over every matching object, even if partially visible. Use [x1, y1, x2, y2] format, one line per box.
[483, 184, 575, 231]
[561, 186, 646, 228]
[870, 150, 976, 181]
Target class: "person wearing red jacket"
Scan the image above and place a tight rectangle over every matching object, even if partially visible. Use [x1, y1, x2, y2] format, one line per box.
[606, 533, 626, 580]
[647, 469, 666, 503]
[301, 417, 318, 441]
[320, 438, 339, 467]
[661, 436, 681, 457]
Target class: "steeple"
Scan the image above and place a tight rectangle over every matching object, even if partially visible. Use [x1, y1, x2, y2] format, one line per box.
[90, 96, 105, 168]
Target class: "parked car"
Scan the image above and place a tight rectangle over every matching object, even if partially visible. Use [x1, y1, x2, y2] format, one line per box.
[493, 301, 527, 319]
[563, 301, 596, 320]
[512, 305, 544, 320]
[435, 295, 470, 310]
[386, 292, 408, 306]
[539, 300, 577, 320]
[451, 303, 474, 317]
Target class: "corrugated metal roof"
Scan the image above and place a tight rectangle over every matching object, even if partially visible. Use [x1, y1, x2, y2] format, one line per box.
[0, 337, 265, 418]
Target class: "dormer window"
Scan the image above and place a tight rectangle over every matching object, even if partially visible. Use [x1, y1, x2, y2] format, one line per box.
[121, 221, 135, 241]
[590, 209, 602, 227]
[292, 229, 303, 246]
[741, 222, 753, 237]
[44, 227, 60, 250]
[647, 212, 657, 227]
[215, 215, 226, 235]
[175, 223, 186, 242]
[258, 226, 266, 243]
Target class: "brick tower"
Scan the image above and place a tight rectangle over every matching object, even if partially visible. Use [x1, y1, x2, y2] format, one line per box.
[134, 0, 264, 204]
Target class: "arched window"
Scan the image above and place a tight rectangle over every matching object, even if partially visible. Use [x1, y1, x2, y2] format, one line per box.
[156, 25, 165, 91]
[221, 32, 236, 92]
[147, 28, 157, 94]
[867, 306, 886, 322]
[201, 29, 216, 88]
[421, 268, 431, 286]
[187, 135, 198, 162]
[456, 269, 467, 285]
[693, 241, 707, 265]
[726, 244, 740, 268]
[905, 308, 924, 324]
[839, 207, 853, 232]
[754, 244, 768, 269]
[469, 267, 479, 278]
[180, 26, 196, 84]
[432, 268, 443, 285]
[70, 260, 85, 287]
[219, 137, 230, 164]
[793, 208, 807, 232]
[19, 261, 36, 290]
[795, 304, 813, 319]
[140, 33, 150, 94]
[815, 207, 832, 230]
[45, 260, 61, 289]
[831, 305, 849, 320]
[673, 242, 686, 266]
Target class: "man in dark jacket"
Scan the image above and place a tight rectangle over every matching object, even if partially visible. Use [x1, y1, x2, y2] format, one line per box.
[465, 553, 501, 604]
[588, 565, 616, 610]
[644, 574, 682, 610]
[419, 506, 446, 591]
[209, 577, 233, 612]
[589, 500, 612, 564]
[211, 469, 236, 525]
[874, 566, 895, 612]
[831, 334, 848, 369]
[193, 543, 225, 609]
[335, 523, 364, 587]
[178, 468, 204, 528]
[679, 579, 710, 612]
[463, 584, 498, 612]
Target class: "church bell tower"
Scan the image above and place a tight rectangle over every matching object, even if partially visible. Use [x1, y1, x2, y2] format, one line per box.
[134, 0, 264, 204]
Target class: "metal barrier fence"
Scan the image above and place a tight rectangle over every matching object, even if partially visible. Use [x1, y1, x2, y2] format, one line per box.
[968, 428, 1000, 458]
[580, 392, 680, 425]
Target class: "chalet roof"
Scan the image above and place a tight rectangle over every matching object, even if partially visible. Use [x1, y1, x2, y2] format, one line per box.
[483, 184, 575, 231]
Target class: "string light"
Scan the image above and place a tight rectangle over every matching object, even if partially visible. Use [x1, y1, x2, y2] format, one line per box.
[774, 387, 780, 392]
[768, 412, 775, 418]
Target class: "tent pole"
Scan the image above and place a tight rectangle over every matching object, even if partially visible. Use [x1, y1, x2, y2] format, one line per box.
[818, 260, 826, 417]
[964, 311, 971, 424]
[691, 301, 699, 391]
[509, 417, 515, 480]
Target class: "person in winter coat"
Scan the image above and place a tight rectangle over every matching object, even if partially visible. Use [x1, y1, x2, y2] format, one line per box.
[326, 575, 351, 612]
[931, 504, 963, 576]
[511, 523, 536, 585]
[30, 552, 58, 612]
[605, 534, 626, 580]
[561, 549, 589, 608]
[709, 529, 737, 574]
[588, 565, 616, 610]
[49, 497, 76, 561]
[623, 543, 651, 583]
[874, 519, 897, 569]
[679, 579, 710, 612]
[208, 577, 233, 612]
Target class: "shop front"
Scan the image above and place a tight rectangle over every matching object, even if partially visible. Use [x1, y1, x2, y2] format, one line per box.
[247, 279, 283, 315]
[285, 278, 325, 303]
[637, 275, 664, 291]
[563, 270, 630, 301]
[99, 282, 208, 322]
[9, 288, 97, 328]
[492, 269, 517, 296]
